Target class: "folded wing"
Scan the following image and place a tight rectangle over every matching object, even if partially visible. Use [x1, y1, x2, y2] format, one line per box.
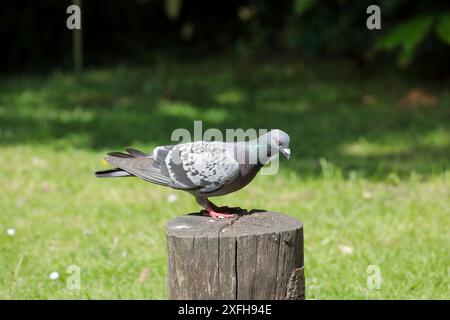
[103, 142, 240, 193]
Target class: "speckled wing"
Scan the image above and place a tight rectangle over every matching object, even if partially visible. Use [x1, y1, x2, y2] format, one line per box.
[153, 141, 240, 193]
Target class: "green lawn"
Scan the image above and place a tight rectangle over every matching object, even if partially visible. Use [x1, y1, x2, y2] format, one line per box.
[0, 58, 449, 299]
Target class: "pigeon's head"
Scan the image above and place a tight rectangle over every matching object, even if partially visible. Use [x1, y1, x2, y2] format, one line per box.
[262, 129, 291, 160]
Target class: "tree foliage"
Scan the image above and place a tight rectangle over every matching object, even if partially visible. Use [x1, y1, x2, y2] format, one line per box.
[377, 12, 450, 66]
[0, 0, 448, 72]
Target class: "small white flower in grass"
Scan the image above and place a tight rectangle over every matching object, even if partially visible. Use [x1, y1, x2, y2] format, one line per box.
[338, 245, 353, 255]
[167, 193, 178, 203]
[7, 228, 15, 236]
[361, 190, 373, 200]
[49, 272, 59, 280]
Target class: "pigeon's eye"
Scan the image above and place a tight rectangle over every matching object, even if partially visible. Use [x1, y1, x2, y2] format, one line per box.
[275, 138, 281, 145]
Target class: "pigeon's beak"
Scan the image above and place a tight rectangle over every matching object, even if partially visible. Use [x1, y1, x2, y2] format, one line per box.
[281, 148, 291, 160]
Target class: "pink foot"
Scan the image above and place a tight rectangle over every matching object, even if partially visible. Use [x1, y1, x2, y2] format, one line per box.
[206, 207, 237, 219]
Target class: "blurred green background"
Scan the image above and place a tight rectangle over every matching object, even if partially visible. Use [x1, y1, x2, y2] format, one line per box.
[0, 0, 449, 299]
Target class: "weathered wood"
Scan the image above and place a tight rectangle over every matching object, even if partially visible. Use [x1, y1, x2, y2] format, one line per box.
[166, 211, 304, 300]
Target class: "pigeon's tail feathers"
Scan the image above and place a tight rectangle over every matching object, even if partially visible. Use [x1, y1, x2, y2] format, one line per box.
[125, 147, 151, 157]
[95, 168, 133, 178]
[107, 151, 134, 158]
[104, 155, 171, 187]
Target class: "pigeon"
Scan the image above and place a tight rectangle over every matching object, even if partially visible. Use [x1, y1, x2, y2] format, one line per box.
[95, 129, 291, 219]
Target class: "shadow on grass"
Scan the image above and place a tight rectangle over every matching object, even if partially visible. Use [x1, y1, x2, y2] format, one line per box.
[0, 59, 449, 178]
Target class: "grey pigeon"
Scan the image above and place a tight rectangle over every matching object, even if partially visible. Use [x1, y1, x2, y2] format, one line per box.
[95, 129, 291, 218]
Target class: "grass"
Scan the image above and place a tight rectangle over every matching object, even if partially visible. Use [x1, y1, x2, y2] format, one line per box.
[0, 58, 449, 299]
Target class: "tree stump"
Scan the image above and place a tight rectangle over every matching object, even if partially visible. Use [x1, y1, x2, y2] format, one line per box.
[166, 210, 304, 300]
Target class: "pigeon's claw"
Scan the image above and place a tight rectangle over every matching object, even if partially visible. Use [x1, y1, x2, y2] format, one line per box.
[205, 207, 237, 219]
